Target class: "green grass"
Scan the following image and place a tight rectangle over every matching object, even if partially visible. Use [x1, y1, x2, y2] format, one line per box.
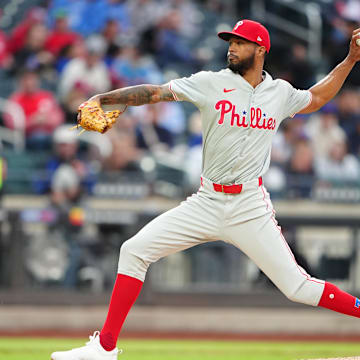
[1, 337, 360, 360]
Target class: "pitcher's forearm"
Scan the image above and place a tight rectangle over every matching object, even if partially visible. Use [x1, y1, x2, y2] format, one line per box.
[300, 26, 360, 115]
[95, 84, 175, 107]
[309, 57, 356, 109]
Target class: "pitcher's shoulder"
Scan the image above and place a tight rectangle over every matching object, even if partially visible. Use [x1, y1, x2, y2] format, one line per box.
[215, 68, 233, 77]
[200, 68, 234, 81]
[194, 68, 229, 75]
[265, 77, 295, 93]
[271, 77, 293, 89]
[192, 69, 226, 77]
[184, 69, 225, 85]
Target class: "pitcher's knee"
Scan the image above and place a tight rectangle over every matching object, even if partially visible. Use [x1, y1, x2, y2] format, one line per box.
[119, 240, 137, 260]
[117, 239, 150, 282]
[282, 279, 324, 306]
[285, 288, 306, 304]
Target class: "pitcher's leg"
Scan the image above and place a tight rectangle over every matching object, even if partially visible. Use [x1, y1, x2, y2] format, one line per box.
[227, 213, 324, 306]
[227, 210, 360, 318]
[118, 192, 221, 281]
[101, 191, 221, 350]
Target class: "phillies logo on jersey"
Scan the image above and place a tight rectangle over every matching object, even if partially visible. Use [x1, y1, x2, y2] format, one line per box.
[215, 100, 276, 130]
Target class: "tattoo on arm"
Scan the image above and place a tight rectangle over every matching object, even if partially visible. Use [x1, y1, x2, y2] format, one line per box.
[158, 85, 176, 102]
[99, 84, 175, 107]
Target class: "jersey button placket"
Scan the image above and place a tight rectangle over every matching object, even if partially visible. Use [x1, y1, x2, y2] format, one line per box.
[239, 88, 254, 158]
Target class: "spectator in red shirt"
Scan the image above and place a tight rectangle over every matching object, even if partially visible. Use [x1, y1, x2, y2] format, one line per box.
[45, 11, 80, 57]
[4, 70, 64, 149]
[7, 7, 46, 55]
[0, 30, 12, 69]
[11, 23, 54, 75]
[0, 11, 12, 69]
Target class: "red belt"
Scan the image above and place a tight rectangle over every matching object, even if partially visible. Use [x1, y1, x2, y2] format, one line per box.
[211, 176, 263, 194]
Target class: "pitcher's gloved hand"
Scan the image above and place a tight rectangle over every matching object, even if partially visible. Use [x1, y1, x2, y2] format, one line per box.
[74, 100, 126, 134]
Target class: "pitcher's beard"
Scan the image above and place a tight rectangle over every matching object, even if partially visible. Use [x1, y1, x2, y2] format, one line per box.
[227, 53, 255, 76]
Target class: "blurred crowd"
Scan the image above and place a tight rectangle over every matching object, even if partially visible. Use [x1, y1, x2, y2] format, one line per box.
[0, 0, 359, 290]
[0, 0, 359, 205]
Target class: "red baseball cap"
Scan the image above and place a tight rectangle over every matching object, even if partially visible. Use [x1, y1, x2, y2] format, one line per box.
[218, 19, 271, 53]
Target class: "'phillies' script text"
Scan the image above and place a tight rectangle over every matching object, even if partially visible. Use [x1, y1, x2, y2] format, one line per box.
[215, 100, 276, 130]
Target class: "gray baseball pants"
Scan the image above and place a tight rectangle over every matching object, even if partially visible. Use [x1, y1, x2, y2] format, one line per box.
[117, 176, 325, 306]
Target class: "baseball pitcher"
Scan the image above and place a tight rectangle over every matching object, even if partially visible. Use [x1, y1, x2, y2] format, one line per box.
[51, 20, 360, 360]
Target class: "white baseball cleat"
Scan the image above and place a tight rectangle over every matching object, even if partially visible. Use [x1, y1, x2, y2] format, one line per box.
[51, 331, 121, 360]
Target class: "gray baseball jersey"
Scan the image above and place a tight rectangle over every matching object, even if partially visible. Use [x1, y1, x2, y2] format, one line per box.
[169, 69, 312, 184]
[118, 69, 324, 308]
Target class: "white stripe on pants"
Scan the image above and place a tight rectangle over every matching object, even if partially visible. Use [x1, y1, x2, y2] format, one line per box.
[117, 177, 325, 306]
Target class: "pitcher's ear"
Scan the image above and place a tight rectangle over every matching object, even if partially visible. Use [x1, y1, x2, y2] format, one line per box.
[257, 45, 266, 57]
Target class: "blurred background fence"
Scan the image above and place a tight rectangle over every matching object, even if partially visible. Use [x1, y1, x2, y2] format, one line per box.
[0, 0, 360, 326]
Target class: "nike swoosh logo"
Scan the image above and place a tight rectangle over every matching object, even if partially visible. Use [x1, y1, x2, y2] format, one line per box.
[224, 88, 236, 93]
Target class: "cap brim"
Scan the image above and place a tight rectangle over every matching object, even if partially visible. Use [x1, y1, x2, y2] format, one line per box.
[218, 31, 244, 41]
[218, 31, 269, 52]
